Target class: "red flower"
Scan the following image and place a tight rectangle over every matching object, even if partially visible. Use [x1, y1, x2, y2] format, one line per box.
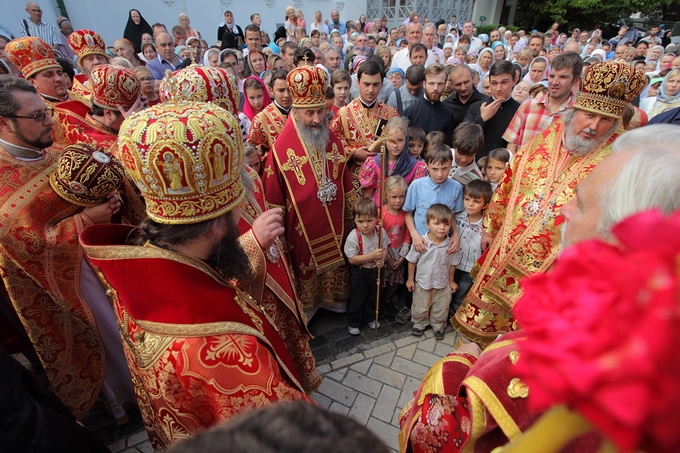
[513, 210, 680, 453]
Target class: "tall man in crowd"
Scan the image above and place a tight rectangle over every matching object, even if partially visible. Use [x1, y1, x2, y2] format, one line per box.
[464, 60, 521, 160]
[264, 66, 352, 319]
[443, 64, 486, 130]
[452, 61, 648, 347]
[147, 32, 183, 80]
[404, 63, 456, 145]
[331, 60, 398, 204]
[504, 52, 582, 152]
[391, 21, 435, 70]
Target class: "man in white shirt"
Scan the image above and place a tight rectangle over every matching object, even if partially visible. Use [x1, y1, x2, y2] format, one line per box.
[391, 21, 435, 71]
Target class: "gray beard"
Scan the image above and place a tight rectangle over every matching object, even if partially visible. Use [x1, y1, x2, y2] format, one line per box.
[296, 117, 330, 152]
[563, 122, 617, 156]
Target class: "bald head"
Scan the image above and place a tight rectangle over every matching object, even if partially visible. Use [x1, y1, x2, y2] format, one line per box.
[26, 2, 42, 23]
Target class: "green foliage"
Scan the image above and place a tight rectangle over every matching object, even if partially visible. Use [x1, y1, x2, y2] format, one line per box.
[514, 0, 675, 31]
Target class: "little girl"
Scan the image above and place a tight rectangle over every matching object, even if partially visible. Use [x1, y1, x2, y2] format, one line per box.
[381, 175, 410, 312]
[359, 117, 427, 207]
[484, 147, 512, 191]
[241, 76, 271, 137]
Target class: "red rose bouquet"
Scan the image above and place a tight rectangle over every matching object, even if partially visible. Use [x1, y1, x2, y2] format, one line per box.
[508, 210, 680, 453]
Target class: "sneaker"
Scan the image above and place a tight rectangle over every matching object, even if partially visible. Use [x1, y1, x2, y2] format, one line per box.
[433, 329, 445, 340]
[367, 320, 380, 329]
[411, 327, 425, 337]
[348, 326, 360, 336]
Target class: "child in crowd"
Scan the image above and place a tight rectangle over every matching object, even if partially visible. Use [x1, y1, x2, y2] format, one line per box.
[344, 198, 390, 336]
[405, 204, 459, 340]
[241, 76, 271, 133]
[330, 69, 351, 117]
[324, 85, 335, 121]
[404, 143, 464, 254]
[407, 126, 426, 159]
[449, 122, 484, 185]
[425, 130, 445, 147]
[243, 142, 262, 175]
[450, 180, 493, 314]
[477, 156, 487, 179]
[484, 147, 512, 190]
[360, 117, 427, 207]
[381, 176, 411, 316]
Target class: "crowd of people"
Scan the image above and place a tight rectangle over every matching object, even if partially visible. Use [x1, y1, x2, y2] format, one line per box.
[0, 2, 679, 452]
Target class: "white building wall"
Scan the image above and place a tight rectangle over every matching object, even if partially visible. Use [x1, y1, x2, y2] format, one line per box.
[2, 0, 369, 48]
[2, 0, 507, 47]
[471, 0, 503, 26]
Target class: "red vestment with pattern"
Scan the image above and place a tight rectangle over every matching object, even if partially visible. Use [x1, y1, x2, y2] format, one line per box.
[246, 103, 288, 155]
[262, 113, 352, 317]
[329, 98, 398, 208]
[80, 224, 312, 450]
[452, 120, 617, 347]
[398, 331, 602, 452]
[0, 143, 106, 419]
[51, 98, 118, 151]
[238, 166, 321, 393]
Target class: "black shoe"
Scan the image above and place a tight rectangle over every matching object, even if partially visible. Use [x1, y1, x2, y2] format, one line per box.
[433, 329, 445, 340]
[411, 327, 425, 336]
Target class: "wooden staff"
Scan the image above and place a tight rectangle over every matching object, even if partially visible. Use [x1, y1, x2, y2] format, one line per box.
[368, 136, 396, 334]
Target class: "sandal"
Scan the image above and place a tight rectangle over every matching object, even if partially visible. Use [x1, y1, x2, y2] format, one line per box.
[395, 307, 411, 325]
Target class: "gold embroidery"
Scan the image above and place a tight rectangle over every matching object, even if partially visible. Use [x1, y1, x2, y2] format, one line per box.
[281, 148, 309, 185]
[507, 377, 529, 399]
[509, 350, 520, 365]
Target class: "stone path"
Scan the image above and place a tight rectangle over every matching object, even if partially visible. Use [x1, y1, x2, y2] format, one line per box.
[99, 309, 460, 452]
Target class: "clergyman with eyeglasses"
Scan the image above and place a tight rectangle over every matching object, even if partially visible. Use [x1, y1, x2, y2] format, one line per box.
[0, 74, 129, 421]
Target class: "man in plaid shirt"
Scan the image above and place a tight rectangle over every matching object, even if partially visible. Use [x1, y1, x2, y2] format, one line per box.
[503, 52, 582, 152]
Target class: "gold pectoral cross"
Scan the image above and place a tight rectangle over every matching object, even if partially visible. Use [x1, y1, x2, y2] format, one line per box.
[327, 143, 343, 179]
[281, 148, 308, 185]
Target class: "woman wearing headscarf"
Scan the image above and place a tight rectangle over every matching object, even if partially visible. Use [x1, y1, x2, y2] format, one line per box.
[477, 47, 495, 85]
[178, 13, 201, 40]
[644, 68, 680, 119]
[522, 56, 549, 84]
[123, 9, 153, 53]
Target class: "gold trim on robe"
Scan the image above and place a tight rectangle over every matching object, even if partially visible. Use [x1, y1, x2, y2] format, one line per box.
[0, 144, 105, 419]
[452, 120, 618, 347]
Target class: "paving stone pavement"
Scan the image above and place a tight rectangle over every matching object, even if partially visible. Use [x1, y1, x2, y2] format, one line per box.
[99, 309, 461, 452]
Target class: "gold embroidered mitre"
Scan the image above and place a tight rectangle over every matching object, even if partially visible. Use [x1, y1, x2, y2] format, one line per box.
[50, 143, 126, 206]
[117, 101, 245, 224]
[287, 65, 328, 108]
[159, 64, 240, 116]
[574, 61, 647, 119]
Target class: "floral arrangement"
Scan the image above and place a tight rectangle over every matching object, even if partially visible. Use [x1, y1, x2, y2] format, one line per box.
[510, 210, 680, 453]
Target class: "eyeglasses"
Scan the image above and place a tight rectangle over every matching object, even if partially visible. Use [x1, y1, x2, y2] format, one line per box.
[3, 106, 54, 122]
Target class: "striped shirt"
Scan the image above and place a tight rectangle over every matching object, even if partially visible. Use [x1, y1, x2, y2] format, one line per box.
[19, 19, 62, 47]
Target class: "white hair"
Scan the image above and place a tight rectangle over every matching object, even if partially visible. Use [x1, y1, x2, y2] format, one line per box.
[598, 124, 680, 233]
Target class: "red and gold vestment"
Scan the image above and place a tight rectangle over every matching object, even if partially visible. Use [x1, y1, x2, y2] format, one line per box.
[0, 143, 105, 419]
[330, 99, 398, 207]
[246, 103, 288, 155]
[81, 224, 311, 450]
[399, 331, 602, 452]
[452, 120, 617, 347]
[238, 166, 321, 393]
[262, 114, 352, 317]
